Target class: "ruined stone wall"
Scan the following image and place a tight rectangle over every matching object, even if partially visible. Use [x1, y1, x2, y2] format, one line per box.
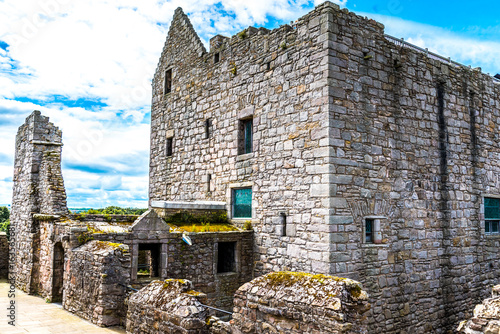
[457, 284, 500, 333]
[126, 274, 370, 334]
[10, 111, 68, 294]
[165, 231, 253, 311]
[228, 271, 370, 334]
[126, 279, 209, 334]
[64, 240, 130, 327]
[0, 233, 8, 278]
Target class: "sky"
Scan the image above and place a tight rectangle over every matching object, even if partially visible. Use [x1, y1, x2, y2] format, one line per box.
[0, 0, 499, 208]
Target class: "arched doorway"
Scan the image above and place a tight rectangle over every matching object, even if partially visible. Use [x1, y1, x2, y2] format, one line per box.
[52, 243, 65, 302]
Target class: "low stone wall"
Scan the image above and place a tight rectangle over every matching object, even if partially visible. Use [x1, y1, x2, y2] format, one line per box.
[0, 232, 8, 278]
[69, 213, 139, 223]
[64, 240, 130, 326]
[126, 279, 209, 334]
[457, 285, 500, 333]
[229, 271, 370, 334]
[126, 272, 370, 334]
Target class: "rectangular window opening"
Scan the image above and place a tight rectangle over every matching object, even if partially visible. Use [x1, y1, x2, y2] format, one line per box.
[205, 118, 212, 139]
[166, 137, 173, 157]
[207, 174, 212, 192]
[238, 118, 253, 155]
[281, 212, 287, 237]
[266, 62, 271, 71]
[233, 187, 252, 218]
[217, 242, 236, 273]
[214, 52, 220, 63]
[138, 244, 161, 279]
[365, 219, 374, 243]
[164, 69, 172, 94]
[485, 197, 500, 235]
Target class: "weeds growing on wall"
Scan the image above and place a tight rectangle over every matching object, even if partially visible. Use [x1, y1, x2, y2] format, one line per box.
[0, 206, 10, 240]
[164, 211, 238, 232]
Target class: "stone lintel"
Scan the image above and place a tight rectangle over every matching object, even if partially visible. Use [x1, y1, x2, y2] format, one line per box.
[151, 200, 226, 210]
[31, 140, 63, 146]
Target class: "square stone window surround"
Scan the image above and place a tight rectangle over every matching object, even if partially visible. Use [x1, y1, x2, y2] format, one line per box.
[227, 181, 253, 221]
[483, 194, 500, 237]
[361, 216, 388, 248]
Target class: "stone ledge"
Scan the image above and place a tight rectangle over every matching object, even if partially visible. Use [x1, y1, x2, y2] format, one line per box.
[30, 140, 63, 146]
[151, 200, 226, 210]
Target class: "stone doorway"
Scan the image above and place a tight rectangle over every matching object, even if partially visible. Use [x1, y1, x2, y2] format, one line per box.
[52, 242, 65, 302]
[137, 243, 161, 279]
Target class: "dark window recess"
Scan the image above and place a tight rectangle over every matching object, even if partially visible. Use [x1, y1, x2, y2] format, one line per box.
[205, 118, 212, 139]
[485, 197, 500, 234]
[281, 212, 287, 236]
[365, 219, 374, 243]
[207, 174, 212, 192]
[266, 62, 271, 71]
[217, 242, 236, 273]
[138, 243, 161, 278]
[214, 52, 220, 63]
[233, 188, 252, 218]
[238, 118, 253, 155]
[164, 69, 172, 94]
[166, 137, 173, 157]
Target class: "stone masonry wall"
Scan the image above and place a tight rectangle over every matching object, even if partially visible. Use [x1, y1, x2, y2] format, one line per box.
[457, 284, 500, 333]
[126, 274, 370, 334]
[227, 271, 370, 334]
[64, 240, 130, 327]
[126, 279, 210, 334]
[322, 7, 500, 333]
[150, 1, 338, 278]
[11, 111, 68, 294]
[150, 2, 500, 332]
[165, 231, 253, 311]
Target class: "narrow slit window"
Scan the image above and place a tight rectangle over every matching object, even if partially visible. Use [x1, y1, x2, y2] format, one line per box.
[205, 118, 212, 139]
[166, 137, 173, 157]
[238, 118, 253, 155]
[365, 219, 374, 243]
[207, 174, 212, 192]
[217, 242, 236, 273]
[281, 212, 287, 236]
[214, 52, 220, 63]
[266, 62, 271, 71]
[485, 197, 500, 234]
[164, 69, 172, 94]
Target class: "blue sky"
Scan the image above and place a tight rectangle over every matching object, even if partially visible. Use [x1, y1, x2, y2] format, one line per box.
[0, 0, 499, 208]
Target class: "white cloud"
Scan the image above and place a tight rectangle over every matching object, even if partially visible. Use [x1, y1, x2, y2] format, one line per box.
[0, 0, 326, 208]
[2, 0, 498, 209]
[363, 13, 500, 76]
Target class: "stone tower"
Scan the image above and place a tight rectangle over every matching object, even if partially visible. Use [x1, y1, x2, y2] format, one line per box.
[11, 110, 68, 293]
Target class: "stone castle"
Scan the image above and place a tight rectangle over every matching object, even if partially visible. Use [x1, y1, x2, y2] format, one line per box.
[9, 2, 500, 333]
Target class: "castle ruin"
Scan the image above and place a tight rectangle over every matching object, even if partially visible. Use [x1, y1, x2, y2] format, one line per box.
[9, 2, 500, 333]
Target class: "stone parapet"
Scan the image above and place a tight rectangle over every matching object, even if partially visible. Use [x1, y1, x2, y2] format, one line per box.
[126, 279, 209, 334]
[229, 271, 370, 333]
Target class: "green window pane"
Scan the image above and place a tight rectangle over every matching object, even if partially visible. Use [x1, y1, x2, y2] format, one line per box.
[365, 219, 373, 243]
[485, 198, 500, 219]
[244, 120, 252, 154]
[233, 188, 252, 218]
